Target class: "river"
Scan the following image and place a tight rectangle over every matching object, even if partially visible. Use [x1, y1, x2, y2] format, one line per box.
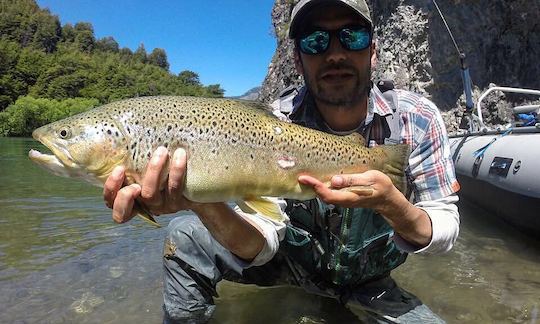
[1, 137, 539, 323]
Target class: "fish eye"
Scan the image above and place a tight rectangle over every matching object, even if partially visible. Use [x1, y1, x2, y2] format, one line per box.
[58, 128, 71, 139]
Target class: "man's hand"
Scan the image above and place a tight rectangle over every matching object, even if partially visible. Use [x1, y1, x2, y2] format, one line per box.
[299, 170, 432, 248]
[103, 147, 192, 224]
[298, 170, 404, 213]
[102, 147, 266, 259]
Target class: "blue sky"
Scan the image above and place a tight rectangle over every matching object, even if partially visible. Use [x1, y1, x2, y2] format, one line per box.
[36, 0, 277, 97]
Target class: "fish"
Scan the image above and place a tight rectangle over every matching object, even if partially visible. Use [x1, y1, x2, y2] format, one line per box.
[29, 96, 410, 226]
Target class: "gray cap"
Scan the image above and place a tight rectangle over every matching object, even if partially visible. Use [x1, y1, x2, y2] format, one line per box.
[288, 0, 372, 39]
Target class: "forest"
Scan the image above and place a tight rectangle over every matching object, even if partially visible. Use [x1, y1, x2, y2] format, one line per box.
[0, 0, 224, 136]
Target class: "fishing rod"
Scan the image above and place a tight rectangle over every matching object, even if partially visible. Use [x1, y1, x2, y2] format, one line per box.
[431, 0, 474, 114]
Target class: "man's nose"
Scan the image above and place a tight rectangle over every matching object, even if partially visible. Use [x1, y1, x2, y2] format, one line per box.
[325, 35, 347, 63]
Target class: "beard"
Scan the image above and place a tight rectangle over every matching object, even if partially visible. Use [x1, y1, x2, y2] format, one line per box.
[305, 62, 371, 108]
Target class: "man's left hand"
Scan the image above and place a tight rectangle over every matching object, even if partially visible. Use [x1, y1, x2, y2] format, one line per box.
[298, 170, 405, 214]
[299, 170, 432, 248]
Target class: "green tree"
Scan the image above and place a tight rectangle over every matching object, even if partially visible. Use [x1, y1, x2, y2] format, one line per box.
[178, 70, 201, 86]
[74, 22, 95, 52]
[16, 47, 49, 87]
[133, 43, 147, 63]
[0, 0, 41, 45]
[30, 9, 61, 52]
[60, 23, 76, 43]
[95, 36, 119, 53]
[0, 39, 22, 109]
[148, 48, 169, 70]
[118, 47, 133, 63]
[0, 0, 60, 52]
[205, 84, 225, 97]
[29, 50, 90, 99]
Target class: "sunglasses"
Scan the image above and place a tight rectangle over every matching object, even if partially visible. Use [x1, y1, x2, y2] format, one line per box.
[298, 25, 372, 55]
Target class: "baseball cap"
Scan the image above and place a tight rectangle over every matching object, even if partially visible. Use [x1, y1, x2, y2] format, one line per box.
[288, 0, 372, 39]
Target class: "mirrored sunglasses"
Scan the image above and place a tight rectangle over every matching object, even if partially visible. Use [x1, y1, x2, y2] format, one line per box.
[298, 26, 372, 55]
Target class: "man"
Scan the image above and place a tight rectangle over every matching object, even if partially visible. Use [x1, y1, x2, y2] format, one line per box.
[103, 0, 460, 322]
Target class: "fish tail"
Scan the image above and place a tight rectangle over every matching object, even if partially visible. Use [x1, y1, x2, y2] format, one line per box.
[378, 144, 411, 193]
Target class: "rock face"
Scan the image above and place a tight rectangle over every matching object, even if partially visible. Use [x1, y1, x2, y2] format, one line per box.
[231, 87, 262, 100]
[260, 0, 540, 131]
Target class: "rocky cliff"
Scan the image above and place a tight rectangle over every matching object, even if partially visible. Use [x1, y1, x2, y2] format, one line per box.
[260, 0, 540, 132]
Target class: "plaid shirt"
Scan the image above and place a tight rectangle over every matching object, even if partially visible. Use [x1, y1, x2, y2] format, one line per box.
[286, 85, 460, 202]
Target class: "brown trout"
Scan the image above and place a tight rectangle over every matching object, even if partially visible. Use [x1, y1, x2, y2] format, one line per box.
[29, 96, 410, 225]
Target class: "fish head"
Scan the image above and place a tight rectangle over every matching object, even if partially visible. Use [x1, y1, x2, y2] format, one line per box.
[29, 110, 129, 186]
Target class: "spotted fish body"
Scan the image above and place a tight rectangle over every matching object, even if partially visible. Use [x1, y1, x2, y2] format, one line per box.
[29, 96, 410, 223]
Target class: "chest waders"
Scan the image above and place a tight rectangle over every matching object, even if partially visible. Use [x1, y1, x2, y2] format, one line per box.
[278, 81, 408, 288]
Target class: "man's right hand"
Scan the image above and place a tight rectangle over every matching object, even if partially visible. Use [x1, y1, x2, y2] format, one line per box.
[103, 147, 193, 223]
[102, 147, 267, 260]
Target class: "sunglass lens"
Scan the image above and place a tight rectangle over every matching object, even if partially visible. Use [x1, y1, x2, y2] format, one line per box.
[340, 28, 371, 51]
[300, 31, 330, 54]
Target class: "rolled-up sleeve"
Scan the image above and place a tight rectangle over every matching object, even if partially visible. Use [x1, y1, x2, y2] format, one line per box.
[234, 198, 289, 267]
[393, 194, 460, 254]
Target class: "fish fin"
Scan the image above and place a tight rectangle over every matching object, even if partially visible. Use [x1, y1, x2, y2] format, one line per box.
[233, 99, 272, 111]
[378, 143, 411, 193]
[235, 200, 256, 214]
[125, 174, 138, 185]
[122, 176, 160, 227]
[340, 185, 374, 196]
[239, 197, 285, 222]
[344, 133, 366, 146]
[133, 201, 161, 227]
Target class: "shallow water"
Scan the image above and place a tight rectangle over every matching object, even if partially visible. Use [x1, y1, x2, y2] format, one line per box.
[1, 137, 539, 323]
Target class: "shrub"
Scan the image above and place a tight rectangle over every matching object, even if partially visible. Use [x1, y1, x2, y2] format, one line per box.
[0, 96, 98, 137]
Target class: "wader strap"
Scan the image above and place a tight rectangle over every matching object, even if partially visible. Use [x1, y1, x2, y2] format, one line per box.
[378, 80, 401, 145]
[377, 82, 413, 199]
[384, 111, 401, 145]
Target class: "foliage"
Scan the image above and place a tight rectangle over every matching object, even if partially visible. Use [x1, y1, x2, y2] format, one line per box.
[0, 0, 225, 136]
[0, 96, 99, 136]
[95, 36, 119, 53]
[148, 48, 169, 70]
[178, 70, 201, 86]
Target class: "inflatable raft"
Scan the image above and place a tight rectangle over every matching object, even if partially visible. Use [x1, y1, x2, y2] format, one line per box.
[449, 87, 540, 236]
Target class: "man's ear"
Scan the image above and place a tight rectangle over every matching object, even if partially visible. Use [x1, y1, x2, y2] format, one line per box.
[370, 40, 377, 69]
[294, 46, 304, 75]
